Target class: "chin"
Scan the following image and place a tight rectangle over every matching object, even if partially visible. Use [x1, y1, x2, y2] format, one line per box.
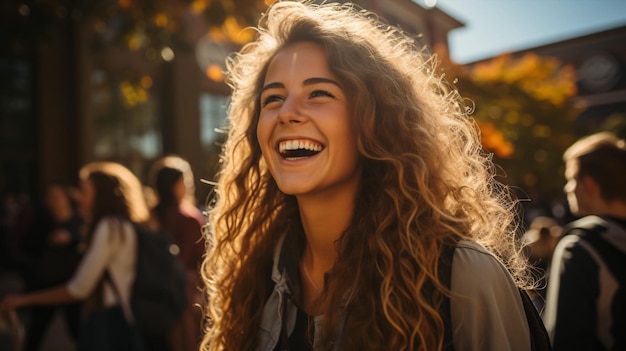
[275, 181, 318, 196]
[277, 186, 308, 196]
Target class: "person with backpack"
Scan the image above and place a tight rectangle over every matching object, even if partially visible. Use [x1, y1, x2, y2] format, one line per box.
[543, 132, 626, 351]
[200, 2, 550, 351]
[0, 161, 184, 351]
[148, 155, 205, 351]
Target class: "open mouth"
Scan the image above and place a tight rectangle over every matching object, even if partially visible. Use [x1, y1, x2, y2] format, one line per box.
[278, 139, 324, 160]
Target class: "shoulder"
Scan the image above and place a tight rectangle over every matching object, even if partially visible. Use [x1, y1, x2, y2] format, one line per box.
[450, 241, 531, 349]
[455, 239, 492, 257]
[553, 216, 626, 272]
[451, 240, 522, 306]
[453, 240, 510, 278]
[562, 215, 626, 254]
[553, 221, 600, 264]
[92, 217, 135, 242]
[562, 215, 607, 233]
[176, 202, 206, 225]
[94, 216, 133, 229]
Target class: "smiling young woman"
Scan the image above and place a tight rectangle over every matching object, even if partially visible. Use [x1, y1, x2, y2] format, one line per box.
[200, 2, 539, 351]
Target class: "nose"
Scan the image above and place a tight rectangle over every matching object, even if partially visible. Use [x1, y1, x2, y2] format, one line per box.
[277, 97, 305, 125]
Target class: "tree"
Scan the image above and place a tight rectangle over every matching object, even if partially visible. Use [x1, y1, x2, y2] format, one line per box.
[1, 0, 264, 51]
[437, 47, 582, 200]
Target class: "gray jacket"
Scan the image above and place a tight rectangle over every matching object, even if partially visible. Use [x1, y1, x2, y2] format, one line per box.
[258, 234, 531, 351]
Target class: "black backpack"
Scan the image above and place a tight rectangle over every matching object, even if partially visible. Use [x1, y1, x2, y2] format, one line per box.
[438, 244, 552, 351]
[108, 223, 188, 335]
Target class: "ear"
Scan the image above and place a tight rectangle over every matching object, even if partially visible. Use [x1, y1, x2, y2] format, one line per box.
[581, 175, 600, 196]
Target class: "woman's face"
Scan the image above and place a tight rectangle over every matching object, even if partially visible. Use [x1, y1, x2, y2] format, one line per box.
[46, 185, 70, 214]
[257, 41, 361, 198]
[173, 176, 186, 204]
[77, 178, 96, 219]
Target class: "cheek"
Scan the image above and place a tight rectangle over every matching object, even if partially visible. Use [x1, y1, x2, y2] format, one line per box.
[256, 117, 273, 154]
[335, 118, 359, 156]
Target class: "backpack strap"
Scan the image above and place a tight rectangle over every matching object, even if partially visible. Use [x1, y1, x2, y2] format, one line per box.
[103, 270, 120, 300]
[519, 289, 551, 351]
[438, 245, 455, 351]
[100, 221, 138, 324]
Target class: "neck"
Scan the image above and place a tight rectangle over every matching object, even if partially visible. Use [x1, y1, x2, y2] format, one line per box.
[297, 187, 356, 272]
[295, 178, 359, 313]
[591, 199, 626, 219]
[298, 199, 349, 315]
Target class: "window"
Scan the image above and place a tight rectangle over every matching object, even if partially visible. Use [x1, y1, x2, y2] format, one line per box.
[199, 92, 229, 150]
[91, 69, 162, 161]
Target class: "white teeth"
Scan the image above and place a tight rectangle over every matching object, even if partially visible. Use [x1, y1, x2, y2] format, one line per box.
[278, 139, 323, 153]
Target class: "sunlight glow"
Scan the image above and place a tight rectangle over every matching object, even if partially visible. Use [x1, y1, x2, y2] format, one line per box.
[161, 47, 175, 62]
[206, 64, 224, 82]
[424, 0, 437, 8]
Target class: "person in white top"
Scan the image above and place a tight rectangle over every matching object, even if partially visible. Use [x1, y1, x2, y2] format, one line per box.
[1, 161, 151, 350]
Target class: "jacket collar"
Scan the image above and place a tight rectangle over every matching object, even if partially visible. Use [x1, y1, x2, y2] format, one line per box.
[271, 231, 304, 301]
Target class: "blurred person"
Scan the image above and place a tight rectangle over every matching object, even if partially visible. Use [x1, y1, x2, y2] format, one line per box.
[0, 309, 24, 351]
[201, 2, 547, 351]
[3, 192, 35, 268]
[543, 132, 626, 350]
[148, 155, 205, 351]
[521, 216, 562, 309]
[0, 161, 156, 351]
[0, 194, 25, 351]
[19, 183, 83, 351]
[522, 216, 562, 269]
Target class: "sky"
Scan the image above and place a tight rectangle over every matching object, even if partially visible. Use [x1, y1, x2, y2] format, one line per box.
[412, 0, 626, 63]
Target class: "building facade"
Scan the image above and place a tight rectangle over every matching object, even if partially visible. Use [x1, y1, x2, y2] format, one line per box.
[0, 0, 462, 206]
[485, 24, 626, 134]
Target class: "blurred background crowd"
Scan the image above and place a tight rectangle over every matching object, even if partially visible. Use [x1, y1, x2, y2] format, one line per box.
[1, 155, 205, 351]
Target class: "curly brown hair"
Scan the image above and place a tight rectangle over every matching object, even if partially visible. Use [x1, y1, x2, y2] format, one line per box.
[201, 2, 528, 350]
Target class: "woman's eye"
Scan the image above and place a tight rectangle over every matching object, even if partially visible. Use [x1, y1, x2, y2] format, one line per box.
[261, 95, 284, 107]
[310, 90, 334, 99]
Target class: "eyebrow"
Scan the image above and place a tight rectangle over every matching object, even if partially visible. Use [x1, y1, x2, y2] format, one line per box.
[261, 77, 342, 94]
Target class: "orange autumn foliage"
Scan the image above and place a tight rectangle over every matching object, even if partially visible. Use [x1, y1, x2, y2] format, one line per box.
[435, 45, 581, 195]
